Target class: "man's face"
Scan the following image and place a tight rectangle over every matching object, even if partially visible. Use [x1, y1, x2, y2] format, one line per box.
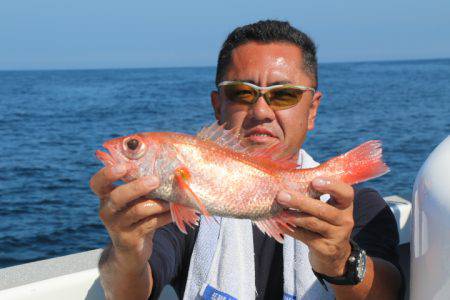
[211, 41, 322, 158]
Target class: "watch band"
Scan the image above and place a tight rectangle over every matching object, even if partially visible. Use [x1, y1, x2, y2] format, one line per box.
[312, 239, 367, 289]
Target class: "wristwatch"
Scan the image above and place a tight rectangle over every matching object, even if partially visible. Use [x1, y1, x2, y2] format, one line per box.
[312, 239, 367, 290]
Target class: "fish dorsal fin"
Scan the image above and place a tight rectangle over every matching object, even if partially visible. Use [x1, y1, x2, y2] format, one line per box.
[247, 143, 298, 170]
[197, 121, 247, 152]
[197, 121, 298, 170]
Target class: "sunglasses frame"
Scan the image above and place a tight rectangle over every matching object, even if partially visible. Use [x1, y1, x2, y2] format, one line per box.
[217, 80, 316, 110]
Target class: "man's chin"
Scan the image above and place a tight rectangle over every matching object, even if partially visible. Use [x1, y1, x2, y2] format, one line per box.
[243, 138, 283, 152]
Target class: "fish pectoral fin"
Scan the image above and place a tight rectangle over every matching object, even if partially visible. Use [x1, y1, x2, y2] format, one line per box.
[253, 214, 295, 243]
[170, 203, 200, 234]
[174, 166, 211, 218]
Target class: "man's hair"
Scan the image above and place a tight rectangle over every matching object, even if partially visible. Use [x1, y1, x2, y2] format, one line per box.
[215, 20, 318, 88]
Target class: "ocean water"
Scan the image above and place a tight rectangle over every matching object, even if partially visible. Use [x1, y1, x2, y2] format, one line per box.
[0, 59, 449, 268]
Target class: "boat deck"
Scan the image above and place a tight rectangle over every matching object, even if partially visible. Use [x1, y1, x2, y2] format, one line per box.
[0, 196, 412, 300]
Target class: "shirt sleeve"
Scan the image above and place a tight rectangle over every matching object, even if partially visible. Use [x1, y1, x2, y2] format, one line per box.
[351, 187, 405, 299]
[148, 223, 197, 300]
[351, 188, 400, 268]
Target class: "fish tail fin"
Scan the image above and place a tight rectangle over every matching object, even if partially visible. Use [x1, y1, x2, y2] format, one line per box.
[322, 140, 389, 185]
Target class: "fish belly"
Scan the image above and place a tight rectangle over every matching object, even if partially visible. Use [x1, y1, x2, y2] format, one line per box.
[186, 156, 283, 219]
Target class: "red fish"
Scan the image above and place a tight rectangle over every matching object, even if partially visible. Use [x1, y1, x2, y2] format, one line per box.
[96, 122, 389, 242]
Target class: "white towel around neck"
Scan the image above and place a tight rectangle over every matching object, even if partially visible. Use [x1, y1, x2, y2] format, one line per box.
[183, 149, 333, 300]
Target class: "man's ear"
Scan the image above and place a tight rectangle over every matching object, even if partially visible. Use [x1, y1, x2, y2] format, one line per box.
[211, 90, 221, 121]
[307, 91, 322, 131]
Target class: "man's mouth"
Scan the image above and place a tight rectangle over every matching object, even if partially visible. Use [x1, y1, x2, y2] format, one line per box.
[244, 127, 278, 144]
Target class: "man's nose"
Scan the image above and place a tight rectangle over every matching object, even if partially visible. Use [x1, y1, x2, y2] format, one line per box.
[249, 95, 276, 122]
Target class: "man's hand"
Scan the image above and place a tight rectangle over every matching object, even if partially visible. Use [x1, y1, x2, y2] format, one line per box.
[276, 178, 402, 299]
[276, 177, 354, 277]
[90, 164, 172, 267]
[90, 164, 172, 299]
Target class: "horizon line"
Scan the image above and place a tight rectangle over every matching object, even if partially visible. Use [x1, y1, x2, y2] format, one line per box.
[0, 56, 448, 73]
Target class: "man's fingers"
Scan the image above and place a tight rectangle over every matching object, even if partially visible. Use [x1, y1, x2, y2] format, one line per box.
[121, 199, 170, 226]
[108, 176, 160, 212]
[90, 164, 129, 197]
[132, 211, 173, 234]
[281, 226, 344, 259]
[282, 211, 337, 237]
[277, 190, 343, 225]
[311, 178, 354, 210]
[281, 225, 322, 247]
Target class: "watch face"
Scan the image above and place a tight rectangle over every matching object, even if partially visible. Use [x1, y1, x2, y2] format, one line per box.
[356, 250, 367, 281]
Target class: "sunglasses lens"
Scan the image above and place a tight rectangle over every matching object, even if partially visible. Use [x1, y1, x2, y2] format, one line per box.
[222, 83, 257, 104]
[268, 87, 303, 110]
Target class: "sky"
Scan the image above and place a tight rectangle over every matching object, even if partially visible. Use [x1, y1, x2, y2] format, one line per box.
[1, 0, 449, 70]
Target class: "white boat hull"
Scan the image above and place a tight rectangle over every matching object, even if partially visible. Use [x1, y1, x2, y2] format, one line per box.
[411, 136, 450, 300]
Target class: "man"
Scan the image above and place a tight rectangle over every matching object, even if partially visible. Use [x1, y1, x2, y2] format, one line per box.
[90, 20, 402, 299]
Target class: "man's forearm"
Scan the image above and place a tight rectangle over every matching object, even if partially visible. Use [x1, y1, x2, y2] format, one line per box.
[98, 244, 153, 300]
[332, 256, 402, 300]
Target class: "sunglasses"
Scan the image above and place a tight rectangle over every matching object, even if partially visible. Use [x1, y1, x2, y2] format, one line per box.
[218, 81, 315, 111]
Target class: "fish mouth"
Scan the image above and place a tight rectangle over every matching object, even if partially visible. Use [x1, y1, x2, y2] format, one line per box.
[95, 149, 114, 167]
[95, 143, 117, 167]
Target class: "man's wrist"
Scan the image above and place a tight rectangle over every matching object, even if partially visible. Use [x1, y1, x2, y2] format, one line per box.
[98, 244, 153, 300]
[108, 245, 150, 276]
[334, 241, 352, 277]
[318, 241, 352, 277]
[313, 240, 367, 286]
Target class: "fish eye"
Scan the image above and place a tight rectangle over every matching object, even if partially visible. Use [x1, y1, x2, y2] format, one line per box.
[126, 139, 139, 150]
[122, 136, 146, 160]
